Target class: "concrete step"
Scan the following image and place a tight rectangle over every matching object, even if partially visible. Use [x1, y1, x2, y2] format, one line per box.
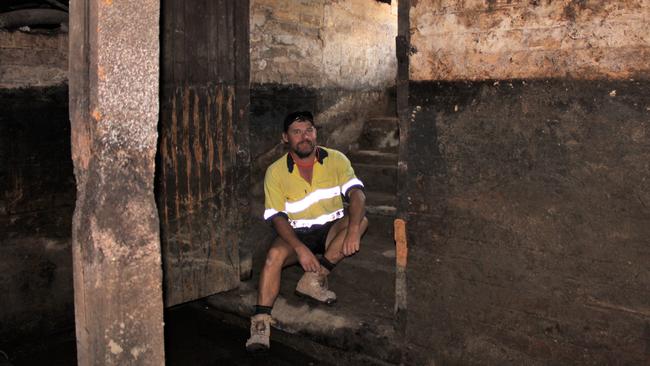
[349, 149, 398, 165]
[359, 117, 399, 153]
[355, 163, 397, 194]
[365, 191, 397, 217]
[205, 213, 400, 364]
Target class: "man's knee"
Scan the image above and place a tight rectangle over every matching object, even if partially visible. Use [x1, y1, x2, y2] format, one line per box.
[264, 245, 288, 268]
[358, 216, 369, 233]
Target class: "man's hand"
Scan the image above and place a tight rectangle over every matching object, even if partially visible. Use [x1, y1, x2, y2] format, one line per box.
[296, 245, 320, 272]
[342, 229, 361, 256]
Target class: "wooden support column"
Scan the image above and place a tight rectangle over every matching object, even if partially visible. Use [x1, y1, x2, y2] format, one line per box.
[69, 0, 164, 364]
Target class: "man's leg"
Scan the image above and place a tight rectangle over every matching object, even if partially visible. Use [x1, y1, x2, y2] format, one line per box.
[258, 236, 298, 306]
[323, 216, 369, 265]
[246, 236, 297, 352]
[294, 216, 368, 305]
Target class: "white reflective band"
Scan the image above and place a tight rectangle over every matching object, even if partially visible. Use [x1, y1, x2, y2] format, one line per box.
[341, 178, 364, 195]
[263, 208, 282, 220]
[284, 186, 341, 214]
[289, 209, 344, 229]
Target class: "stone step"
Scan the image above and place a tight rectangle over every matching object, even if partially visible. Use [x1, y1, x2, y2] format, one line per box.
[365, 191, 397, 217]
[355, 163, 397, 194]
[366, 190, 397, 207]
[359, 117, 399, 153]
[349, 149, 398, 165]
[205, 212, 401, 365]
[366, 116, 399, 127]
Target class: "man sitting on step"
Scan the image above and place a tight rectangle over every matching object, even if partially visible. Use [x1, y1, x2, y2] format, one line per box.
[246, 110, 368, 352]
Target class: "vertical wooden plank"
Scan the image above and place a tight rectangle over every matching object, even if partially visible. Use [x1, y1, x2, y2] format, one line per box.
[224, 0, 236, 83]
[158, 0, 249, 306]
[172, 0, 185, 83]
[216, 0, 227, 83]
[200, 88, 210, 200]
[196, 0, 210, 83]
[234, 0, 251, 231]
[395, 2, 410, 364]
[68, 0, 92, 361]
[170, 87, 181, 246]
[161, 0, 174, 85]
[394, 218, 408, 314]
[207, 0, 218, 81]
[69, 0, 165, 364]
[186, 0, 209, 83]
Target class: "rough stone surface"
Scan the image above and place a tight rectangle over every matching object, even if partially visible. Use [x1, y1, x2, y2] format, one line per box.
[251, 0, 397, 89]
[400, 2, 650, 364]
[0, 30, 68, 88]
[206, 213, 400, 365]
[410, 0, 650, 80]
[69, 0, 164, 364]
[403, 79, 650, 365]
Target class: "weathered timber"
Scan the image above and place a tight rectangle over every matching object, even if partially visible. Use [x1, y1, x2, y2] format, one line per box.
[69, 0, 164, 364]
[158, 0, 250, 306]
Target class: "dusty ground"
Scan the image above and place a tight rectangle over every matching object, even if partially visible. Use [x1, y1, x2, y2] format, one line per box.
[206, 213, 400, 365]
[5, 304, 332, 366]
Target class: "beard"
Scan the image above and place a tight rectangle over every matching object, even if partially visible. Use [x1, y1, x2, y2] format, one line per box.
[293, 140, 315, 158]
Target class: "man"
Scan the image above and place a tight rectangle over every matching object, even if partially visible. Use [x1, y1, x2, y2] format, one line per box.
[245, 111, 368, 352]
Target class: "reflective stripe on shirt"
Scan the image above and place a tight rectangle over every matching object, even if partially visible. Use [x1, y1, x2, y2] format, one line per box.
[284, 186, 341, 214]
[341, 177, 364, 196]
[289, 208, 345, 229]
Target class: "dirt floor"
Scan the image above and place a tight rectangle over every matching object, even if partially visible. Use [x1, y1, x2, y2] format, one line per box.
[4, 304, 334, 366]
[4, 213, 398, 366]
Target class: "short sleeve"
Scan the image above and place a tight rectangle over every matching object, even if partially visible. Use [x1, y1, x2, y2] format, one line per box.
[263, 167, 288, 222]
[337, 151, 364, 200]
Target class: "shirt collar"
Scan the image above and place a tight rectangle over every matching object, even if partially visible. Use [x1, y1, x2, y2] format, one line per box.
[286, 146, 328, 173]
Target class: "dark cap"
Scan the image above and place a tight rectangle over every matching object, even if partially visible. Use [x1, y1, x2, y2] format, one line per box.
[283, 111, 314, 132]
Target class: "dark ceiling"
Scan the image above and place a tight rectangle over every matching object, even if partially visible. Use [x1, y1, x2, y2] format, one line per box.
[0, 0, 68, 30]
[1, 0, 68, 13]
[0, 0, 69, 13]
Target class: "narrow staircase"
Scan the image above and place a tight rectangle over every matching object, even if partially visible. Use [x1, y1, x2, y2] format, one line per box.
[349, 117, 399, 217]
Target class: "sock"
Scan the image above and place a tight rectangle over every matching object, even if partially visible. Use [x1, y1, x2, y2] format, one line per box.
[254, 305, 273, 316]
[319, 256, 336, 272]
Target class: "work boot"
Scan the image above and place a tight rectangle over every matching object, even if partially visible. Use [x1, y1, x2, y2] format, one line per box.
[245, 313, 275, 352]
[295, 267, 337, 304]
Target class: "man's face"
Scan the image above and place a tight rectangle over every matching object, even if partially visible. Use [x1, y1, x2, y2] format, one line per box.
[283, 120, 317, 158]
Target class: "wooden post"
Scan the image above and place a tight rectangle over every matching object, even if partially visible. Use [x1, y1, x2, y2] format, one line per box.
[69, 0, 164, 364]
[394, 218, 408, 315]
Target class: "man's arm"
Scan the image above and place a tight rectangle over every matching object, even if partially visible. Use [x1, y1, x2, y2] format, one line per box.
[271, 216, 320, 272]
[342, 188, 366, 256]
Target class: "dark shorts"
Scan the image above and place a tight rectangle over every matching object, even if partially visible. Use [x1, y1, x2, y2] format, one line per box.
[294, 219, 339, 255]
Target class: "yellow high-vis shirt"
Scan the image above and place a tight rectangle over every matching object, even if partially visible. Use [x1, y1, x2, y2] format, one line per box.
[263, 147, 364, 230]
